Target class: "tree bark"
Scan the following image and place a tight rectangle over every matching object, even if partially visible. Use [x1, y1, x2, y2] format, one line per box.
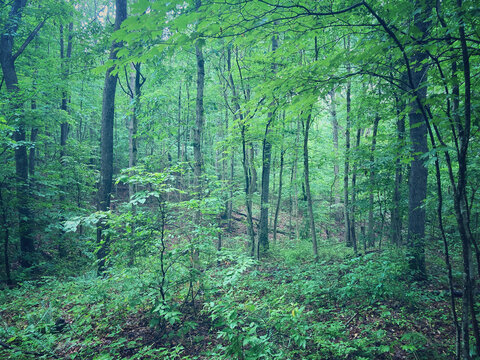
[258, 33, 278, 258]
[273, 148, 285, 244]
[228, 46, 256, 255]
[303, 110, 318, 261]
[455, 1, 475, 356]
[0, 187, 12, 285]
[329, 88, 341, 222]
[128, 63, 141, 200]
[0, 0, 37, 268]
[249, 145, 257, 193]
[350, 128, 361, 254]
[193, 38, 205, 195]
[344, 78, 352, 248]
[59, 22, 73, 158]
[177, 79, 182, 162]
[367, 114, 380, 248]
[391, 95, 405, 246]
[406, 0, 432, 279]
[97, 0, 127, 275]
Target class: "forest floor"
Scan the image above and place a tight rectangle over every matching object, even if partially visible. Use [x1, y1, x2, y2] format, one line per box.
[0, 214, 458, 359]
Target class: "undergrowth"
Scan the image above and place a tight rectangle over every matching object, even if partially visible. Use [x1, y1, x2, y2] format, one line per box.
[0, 240, 455, 359]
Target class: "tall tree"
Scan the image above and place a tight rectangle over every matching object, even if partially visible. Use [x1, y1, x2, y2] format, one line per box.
[60, 21, 73, 157]
[193, 0, 205, 197]
[391, 94, 405, 246]
[344, 73, 352, 248]
[97, 0, 127, 275]
[367, 113, 380, 248]
[406, 0, 433, 278]
[329, 88, 341, 222]
[258, 32, 278, 257]
[303, 109, 319, 261]
[0, 0, 45, 267]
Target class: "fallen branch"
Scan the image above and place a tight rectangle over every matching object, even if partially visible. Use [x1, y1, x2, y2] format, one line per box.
[231, 210, 294, 236]
[0, 339, 59, 358]
[345, 312, 358, 327]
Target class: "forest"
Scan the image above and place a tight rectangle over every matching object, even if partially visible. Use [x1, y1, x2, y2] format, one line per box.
[0, 0, 479, 359]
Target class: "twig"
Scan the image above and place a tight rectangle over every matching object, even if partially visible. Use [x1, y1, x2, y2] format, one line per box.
[345, 312, 358, 327]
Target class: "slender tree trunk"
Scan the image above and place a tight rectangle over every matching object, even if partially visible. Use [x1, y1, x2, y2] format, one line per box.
[128, 63, 141, 199]
[350, 128, 361, 254]
[29, 127, 38, 177]
[96, 0, 127, 275]
[228, 47, 255, 255]
[29, 65, 38, 179]
[344, 79, 352, 248]
[184, 79, 190, 163]
[249, 145, 257, 193]
[368, 114, 380, 248]
[258, 118, 273, 256]
[228, 151, 234, 230]
[59, 22, 73, 158]
[456, 2, 475, 356]
[127, 63, 142, 265]
[258, 33, 278, 258]
[424, 103, 462, 360]
[193, 37, 205, 198]
[273, 148, 285, 244]
[0, 187, 12, 285]
[58, 22, 73, 259]
[177, 80, 182, 162]
[391, 95, 405, 246]
[293, 119, 301, 240]
[242, 126, 256, 257]
[329, 88, 341, 222]
[303, 110, 319, 261]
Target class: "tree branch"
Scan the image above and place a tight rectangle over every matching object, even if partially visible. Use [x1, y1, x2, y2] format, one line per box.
[13, 19, 46, 61]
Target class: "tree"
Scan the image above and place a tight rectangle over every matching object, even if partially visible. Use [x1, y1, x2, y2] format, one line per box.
[258, 33, 278, 257]
[405, 0, 432, 279]
[0, 0, 46, 268]
[302, 108, 318, 261]
[97, 0, 127, 275]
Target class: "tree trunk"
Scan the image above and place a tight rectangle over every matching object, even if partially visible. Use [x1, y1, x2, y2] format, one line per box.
[59, 22, 73, 158]
[344, 78, 352, 248]
[228, 46, 255, 255]
[303, 110, 319, 261]
[329, 88, 341, 222]
[406, 0, 432, 279]
[391, 95, 405, 246]
[456, 2, 475, 356]
[273, 148, 285, 244]
[177, 80, 182, 162]
[249, 145, 257, 193]
[0, 0, 37, 268]
[128, 63, 141, 200]
[258, 120, 273, 257]
[368, 114, 380, 248]
[0, 187, 12, 285]
[258, 33, 278, 258]
[350, 128, 361, 255]
[29, 72, 38, 178]
[97, 0, 127, 275]
[58, 22, 73, 259]
[193, 37, 205, 197]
